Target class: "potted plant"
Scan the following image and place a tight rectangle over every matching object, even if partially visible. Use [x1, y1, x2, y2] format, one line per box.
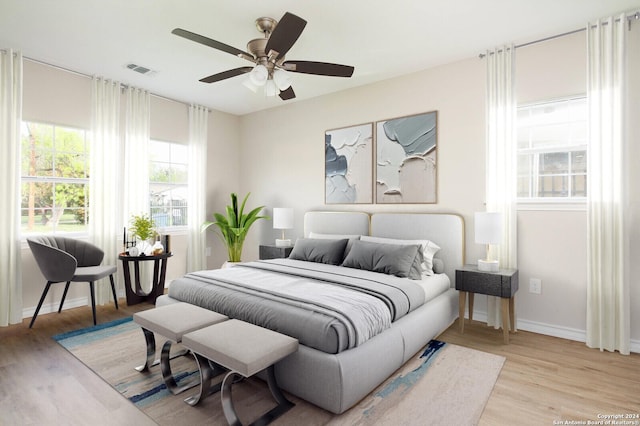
[129, 213, 156, 255]
[202, 193, 268, 263]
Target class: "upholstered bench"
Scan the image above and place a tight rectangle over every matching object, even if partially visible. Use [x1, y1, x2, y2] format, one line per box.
[133, 302, 228, 394]
[182, 319, 299, 426]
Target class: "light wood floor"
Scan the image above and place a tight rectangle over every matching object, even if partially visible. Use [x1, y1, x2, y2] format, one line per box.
[1, 302, 639, 425]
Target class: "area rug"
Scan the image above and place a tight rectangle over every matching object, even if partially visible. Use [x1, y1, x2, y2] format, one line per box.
[54, 318, 505, 425]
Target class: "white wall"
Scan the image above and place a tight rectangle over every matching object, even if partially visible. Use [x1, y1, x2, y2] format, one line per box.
[20, 60, 241, 315]
[238, 31, 640, 347]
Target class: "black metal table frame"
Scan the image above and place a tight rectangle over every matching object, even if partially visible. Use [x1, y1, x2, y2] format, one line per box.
[119, 252, 172, 305]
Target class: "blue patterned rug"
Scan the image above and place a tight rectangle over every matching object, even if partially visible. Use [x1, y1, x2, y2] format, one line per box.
[54, 317, 505, 425]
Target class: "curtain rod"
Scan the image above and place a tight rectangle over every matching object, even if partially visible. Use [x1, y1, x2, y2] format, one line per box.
[21, 56, 205, 109]
[479, 10, 639, 58]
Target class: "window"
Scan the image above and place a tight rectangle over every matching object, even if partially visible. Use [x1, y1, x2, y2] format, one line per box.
[149, 140, 188, 228]
[21, 122, 89, 235]
[517, 96, 587, 203]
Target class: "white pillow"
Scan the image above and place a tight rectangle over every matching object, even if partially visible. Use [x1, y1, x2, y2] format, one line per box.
[308, 232, 361, 255]
[360, 235, 441, 276]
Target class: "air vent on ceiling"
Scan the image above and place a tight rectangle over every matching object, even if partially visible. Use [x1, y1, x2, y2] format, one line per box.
[125, 63, 156, 76]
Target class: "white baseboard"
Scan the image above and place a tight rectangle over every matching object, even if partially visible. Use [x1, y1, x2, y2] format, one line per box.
[22, 287, 127, 319]
[472, 311, 640, 354]
[22, 296, 89, 319]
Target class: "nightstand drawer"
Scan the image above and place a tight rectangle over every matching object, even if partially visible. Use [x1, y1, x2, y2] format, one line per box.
[455, 266, 518, 298]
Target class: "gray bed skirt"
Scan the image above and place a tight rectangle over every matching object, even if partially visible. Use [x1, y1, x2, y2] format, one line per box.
[156, 287, 458, 414]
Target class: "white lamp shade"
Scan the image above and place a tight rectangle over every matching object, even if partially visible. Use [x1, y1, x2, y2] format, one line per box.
[273, 69, 292, 90]
[249, 64, 268, 86]
[265, 79, 278, 97]
[475, 212, 503, 244]
[273, 208, 294, 230]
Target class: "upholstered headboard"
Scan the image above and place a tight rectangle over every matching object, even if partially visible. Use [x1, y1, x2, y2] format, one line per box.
[303, 211, 465, 283]
[304, 211, 370, 237]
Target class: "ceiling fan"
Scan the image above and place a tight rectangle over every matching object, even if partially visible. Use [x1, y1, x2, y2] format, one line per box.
[172, 12, 355, 101]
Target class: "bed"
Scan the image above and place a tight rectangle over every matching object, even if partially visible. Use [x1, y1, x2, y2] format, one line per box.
[156, 211, 464, 414]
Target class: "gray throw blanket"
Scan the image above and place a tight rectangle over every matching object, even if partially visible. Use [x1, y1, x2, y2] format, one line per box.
[168, 259, 425, 354]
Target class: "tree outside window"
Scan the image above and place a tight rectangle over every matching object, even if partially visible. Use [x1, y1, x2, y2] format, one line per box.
[20, 122, 89, 235]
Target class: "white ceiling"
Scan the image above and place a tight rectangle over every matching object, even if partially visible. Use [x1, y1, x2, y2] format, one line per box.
[2, 0, 639, 116]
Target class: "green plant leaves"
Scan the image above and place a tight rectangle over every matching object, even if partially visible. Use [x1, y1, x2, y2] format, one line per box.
[201, 192, 269, 262]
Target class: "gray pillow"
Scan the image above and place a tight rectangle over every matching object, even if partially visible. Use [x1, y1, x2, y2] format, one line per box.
[342, 240, 420, 278]
[288, 238, 348, 265]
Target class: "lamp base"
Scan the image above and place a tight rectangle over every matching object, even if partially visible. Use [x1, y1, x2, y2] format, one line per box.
[477, 259, 499, 272]
[275, 239, 292, 247]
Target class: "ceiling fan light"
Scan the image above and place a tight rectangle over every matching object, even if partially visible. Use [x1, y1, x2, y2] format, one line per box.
[273, 69, 292, 90]
[249, 64, 268, 86]
[265, 79, 279, 97]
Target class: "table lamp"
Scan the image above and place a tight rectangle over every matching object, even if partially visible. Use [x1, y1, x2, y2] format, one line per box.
[273, 208, 294, 247]
[475, 212, 502, 272]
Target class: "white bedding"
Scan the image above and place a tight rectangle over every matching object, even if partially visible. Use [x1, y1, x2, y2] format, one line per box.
[415, 273, 451, 304]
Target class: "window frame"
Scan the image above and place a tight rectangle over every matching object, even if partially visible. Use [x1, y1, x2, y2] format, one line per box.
[516, 95, 588, 211]
[149, 139, 189, 233]
[20, 121, 91, 237]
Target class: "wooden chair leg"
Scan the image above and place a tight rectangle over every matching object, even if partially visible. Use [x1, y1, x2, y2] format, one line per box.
[58, 282, 71, 313]
[89, 282, 97, 325]
[109, 275, 119, 309]
[30, 281, 54, 329]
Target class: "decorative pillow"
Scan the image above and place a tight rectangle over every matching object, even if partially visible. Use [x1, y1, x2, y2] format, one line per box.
[360, 236, 441, 276]
[288, 238, 349, 265]
[308, 232, 361, 255]
[342, 240, 420, 278]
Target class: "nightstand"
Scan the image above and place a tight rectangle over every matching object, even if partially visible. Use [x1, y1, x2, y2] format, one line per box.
[259, 245, 293, 260]
[455, 264, 519, 344]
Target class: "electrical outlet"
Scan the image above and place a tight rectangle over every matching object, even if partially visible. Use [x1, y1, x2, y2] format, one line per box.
[529, 278, 542, 294]
[206, 247, 211, 257]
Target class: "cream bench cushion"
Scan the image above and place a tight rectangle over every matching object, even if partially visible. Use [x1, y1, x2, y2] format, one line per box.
[133, 302, 228, 342]
[182, 319, 298, 377]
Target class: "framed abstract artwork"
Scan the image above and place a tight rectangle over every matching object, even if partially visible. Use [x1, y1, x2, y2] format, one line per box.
[375, 111, 438, 204]
[325, 123, 373, 204]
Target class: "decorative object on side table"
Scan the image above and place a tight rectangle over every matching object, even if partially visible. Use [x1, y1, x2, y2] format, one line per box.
[455, 264, 518, 344]
[474, 211, 502, 272]
[201, 192, 269, 263]
[128, 213, 157, 256]
[272, 207, 294, 247]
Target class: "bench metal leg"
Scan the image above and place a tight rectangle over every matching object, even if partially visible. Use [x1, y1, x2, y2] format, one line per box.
[135, 328, 157, 372]
[184, 353, 225, 406]
[161, 340, 199, 395]
[221, 365, 294, 426]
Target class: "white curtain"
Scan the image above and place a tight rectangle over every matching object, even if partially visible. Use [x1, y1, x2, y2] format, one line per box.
[586, 14, 629, 355]
[186, 104, 209, 272]
[485, 45, 518, 328]
[123, 87, 150, 223]
[0, 49, 23, 326]
[89, 77, 122, 304]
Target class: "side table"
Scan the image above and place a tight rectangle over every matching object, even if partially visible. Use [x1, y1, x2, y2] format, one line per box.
[119, 252, 173, 305]
[259, 244, 293, 260]
[455, 264, 519, 344]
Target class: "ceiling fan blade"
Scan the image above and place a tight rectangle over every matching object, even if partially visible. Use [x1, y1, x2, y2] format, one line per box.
[279, 86, 296, 100]
[172, 28, 253, 60]
[265, 12, 307, 60]
[199, 67, 253, 83]
[282, 61, 354, 77]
